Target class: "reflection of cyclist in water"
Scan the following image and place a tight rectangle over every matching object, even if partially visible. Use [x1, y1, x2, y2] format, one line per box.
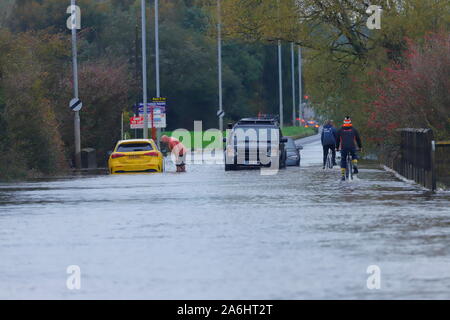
[336, 117, 362, 181]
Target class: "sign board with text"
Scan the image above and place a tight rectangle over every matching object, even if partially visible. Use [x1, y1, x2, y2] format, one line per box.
[130, 113, 166, 129]
[135, 98, 166, 128]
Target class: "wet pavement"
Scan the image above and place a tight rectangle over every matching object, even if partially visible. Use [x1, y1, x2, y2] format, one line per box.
[0, 135, 449, 299]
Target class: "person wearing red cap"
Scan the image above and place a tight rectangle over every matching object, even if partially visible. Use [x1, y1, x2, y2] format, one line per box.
[336, 116, 362, 180]
[161, 135, 187, 172]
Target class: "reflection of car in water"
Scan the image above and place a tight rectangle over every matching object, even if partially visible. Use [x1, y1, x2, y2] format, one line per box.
[285, 137, 302, 166]
[224, 118, 287, 171]
[108, 139, 163, 174]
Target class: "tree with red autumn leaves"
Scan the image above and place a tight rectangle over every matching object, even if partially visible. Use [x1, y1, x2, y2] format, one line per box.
[367, 32, 450, 142]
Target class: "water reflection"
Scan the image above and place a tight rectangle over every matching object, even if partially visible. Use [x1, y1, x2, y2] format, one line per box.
[0, 138, 449, 299]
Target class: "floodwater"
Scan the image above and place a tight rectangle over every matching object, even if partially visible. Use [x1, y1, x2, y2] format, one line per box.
[0, 135, 449, 299]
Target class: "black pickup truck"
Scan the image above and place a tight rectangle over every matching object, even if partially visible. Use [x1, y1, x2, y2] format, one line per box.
[223, 118, 288, 171]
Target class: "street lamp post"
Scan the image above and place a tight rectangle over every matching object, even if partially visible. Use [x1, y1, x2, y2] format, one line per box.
[291, 42, 296, 127]
[141, 0, 148, 139]
[217, 0, 223, 132]
[154, 0, 160, 144]
[278, 40, 283, 128]
[298, 46, 303, 122]
[276, 0, 283, 128]
[70, 0, 81, 169]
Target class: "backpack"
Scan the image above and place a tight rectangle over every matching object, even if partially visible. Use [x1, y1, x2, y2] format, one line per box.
[322, 127, 336, 145]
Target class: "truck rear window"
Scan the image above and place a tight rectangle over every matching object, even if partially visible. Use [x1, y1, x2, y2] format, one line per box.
[231, 126, 280, 142]
[117, 143, 153, 152]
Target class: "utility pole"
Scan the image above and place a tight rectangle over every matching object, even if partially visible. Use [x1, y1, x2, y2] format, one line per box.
[276, 0, 283, 128]
[298, 46, 303, 123]
[291, 42, 296, 127]
[135, 20, 139, 139]
[217, 0, 223, 132]
[70, 0, 81, 169]
[121, 112, 124, 140]
[278, 40, 283, 128]
[154, 0, 160, 144]
[141, 0, 148, 139]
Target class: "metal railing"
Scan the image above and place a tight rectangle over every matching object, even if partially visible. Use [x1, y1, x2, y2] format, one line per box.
[387, 129, 436, 190]
[435, 141, 450, 188]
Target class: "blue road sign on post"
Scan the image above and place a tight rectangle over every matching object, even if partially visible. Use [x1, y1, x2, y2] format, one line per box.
[136, 98, 166, 128]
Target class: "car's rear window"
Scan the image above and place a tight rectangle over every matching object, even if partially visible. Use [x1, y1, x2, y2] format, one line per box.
[117, 143, 153, 152]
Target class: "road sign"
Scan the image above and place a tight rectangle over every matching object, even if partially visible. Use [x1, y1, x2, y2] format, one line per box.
[69, 98, 82, 112]
[217, 110, 225, 118]
[130, 116, 143, 129]
[136, 98, 166, 128]
[130, 114, 166, 129]
[137, 98, 166, 112]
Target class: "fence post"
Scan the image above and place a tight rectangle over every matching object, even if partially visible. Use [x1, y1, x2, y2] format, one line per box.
[431, 140, 436, 191]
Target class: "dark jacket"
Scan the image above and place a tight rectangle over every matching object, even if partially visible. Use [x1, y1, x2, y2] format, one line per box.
[321, 124, 337, 146]
[336, 126, 362, 150]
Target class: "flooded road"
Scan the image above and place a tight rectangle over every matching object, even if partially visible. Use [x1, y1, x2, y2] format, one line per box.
[1, 135, 449, 299]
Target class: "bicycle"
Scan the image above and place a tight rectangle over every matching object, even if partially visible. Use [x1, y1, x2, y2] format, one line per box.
[339, 149, 361, 181]
[345, 152, 353, 181]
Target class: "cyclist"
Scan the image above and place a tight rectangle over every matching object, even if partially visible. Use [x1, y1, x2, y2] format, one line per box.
[336, 116, 362, 180]
[321, 120, 337, 169]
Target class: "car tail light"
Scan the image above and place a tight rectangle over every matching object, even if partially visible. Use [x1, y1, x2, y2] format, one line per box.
[111, 153, 125, 159]
[315, 125, 319, 128]
[143, 152, 159, 157]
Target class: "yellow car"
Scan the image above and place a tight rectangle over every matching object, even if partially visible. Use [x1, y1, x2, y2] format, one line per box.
[108, 139, 163, 174]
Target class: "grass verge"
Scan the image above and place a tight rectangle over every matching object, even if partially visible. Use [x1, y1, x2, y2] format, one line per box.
[282, 126, 317, 139]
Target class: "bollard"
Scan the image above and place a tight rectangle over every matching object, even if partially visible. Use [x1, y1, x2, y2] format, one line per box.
[431, 140, 436, 191]
[81, 148, 97, 169]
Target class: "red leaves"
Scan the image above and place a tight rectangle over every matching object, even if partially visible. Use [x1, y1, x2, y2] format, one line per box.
[366, 31, 450, 140]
